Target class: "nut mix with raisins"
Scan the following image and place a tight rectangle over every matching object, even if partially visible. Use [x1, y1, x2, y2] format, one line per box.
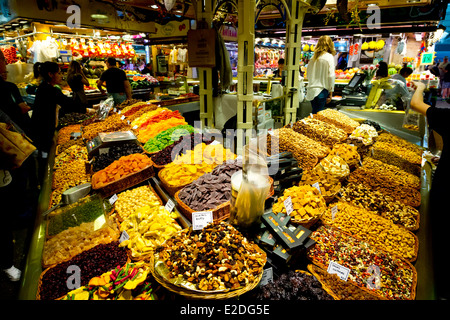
[155, 221, 266, 292]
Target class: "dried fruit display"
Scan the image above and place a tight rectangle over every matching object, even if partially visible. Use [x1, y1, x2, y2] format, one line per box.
[143, 124, 196, 153]
[272, 185, 326, 224]
[137, 117, 187, 143]
[276, 127, 331, 159]
[178, 159, 242, 212]
[57, 124, 82, 145]
[371, 141, 421, 176]
[377, 132, 423, 157]
[92, 143, 144, 173]
[42, 221, 119, 268]
[255, 270, 333, 300]
[299, 167, 341, 203]
[92, 153, 152, 189]
[292, 117, 347, 148]
[317, 154, 350, 181]
[329, 143, 360, 167]
[154, 221, 266, 292]
[82, 114, 130, 141]
[38, 242, 128, 300]
[320, 201, 418, 261]
[349, 123, 378, 146]
[339, 182, 419, 231]
[308, 225, 416, 300]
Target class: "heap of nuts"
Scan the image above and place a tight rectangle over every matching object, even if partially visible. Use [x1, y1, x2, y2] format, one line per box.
[52, 159, 91, 191]
[272, 185, 327, 223]
[82, 114, 130, 141]
[57, 124, 82, 145]
[339, 182, 419, 231]
[329, 143, 360, 168]
[315, 109, 360, 134]
[377, 132, 423, 157]
[361, 157, 421, 190]
[155, 221, 266, 291]
[292, 118, 347, 148]
[317, 154, 350, 181]
[307, 264, 384, 300]
[321, 201, 418, 261]
[53, 145, 88, 170]
[276, 128, 331, 159]
[371, 141, 421, 176]
[268, 130, 318, 170]
[348, 167, 421, 208]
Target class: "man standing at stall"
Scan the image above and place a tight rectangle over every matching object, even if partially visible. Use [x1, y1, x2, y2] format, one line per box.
[97, 57, 132, 106]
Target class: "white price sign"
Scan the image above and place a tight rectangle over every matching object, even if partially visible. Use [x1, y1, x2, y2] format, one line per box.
[109, 194, 118, 205]
[259, 267, 274, 286]
[119, 230, 130, 243]
[327, 261, 350, 281]
[312, 182, 321, 194]
[121, 115, 126, 120]
[192, 211, 214, 230]
[284, 196, 294, 215]
[165, 199, 175, 213]
[331, 205, 338, 220]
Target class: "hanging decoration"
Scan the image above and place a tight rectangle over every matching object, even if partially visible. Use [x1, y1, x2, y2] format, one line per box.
[164, 0, 177, 11]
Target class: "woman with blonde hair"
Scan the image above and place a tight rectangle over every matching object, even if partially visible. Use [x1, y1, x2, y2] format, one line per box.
[306, 35, 336, 114]
[66, 60, 89, 113]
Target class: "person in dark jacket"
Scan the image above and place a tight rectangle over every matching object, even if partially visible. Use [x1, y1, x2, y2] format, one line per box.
[30, 61, 76, 183]
[66, 60, 89, 113]
[411, 81, 450, 300]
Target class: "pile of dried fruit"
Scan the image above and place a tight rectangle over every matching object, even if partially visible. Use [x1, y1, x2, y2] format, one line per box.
[320, 201, 418, 261]
[137, 117, 187, 143]
[38, 242, 128, 300]
[272, 185, 326, 224]
[155, 221, 266, 291]
[82, 114, 130, 141]
[298, 167, 341, 202]
[349, 123, 378, 146]
[57, 124, 82, 145]
[329, 143, 360, 167]
[143, 124, 196, 153]
[92, 153, 152, 188]
[92, 143, 144, 173]
[178, 159, 242, 211]
[308, 225, 416, 300]
[317, 154, 350, 181]
[292, 118, 347, 148]
[119, 206, 182, 259]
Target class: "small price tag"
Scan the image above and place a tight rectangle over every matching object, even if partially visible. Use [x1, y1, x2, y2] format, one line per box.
[268, 130, 274, 136]
[210, 140, 221, 146]
[280, 169, 286, 175]
[192, 211, 213, 230]
[327, 261, 350, 281]
[312, 182, 321, 194]
[113, 107, 117, 113]
[274, 180, 280, 186]
[132, 125, 138, 130]
[118, 110, 121, 114]
[109, 194, 118, 205]
[259, 267, 274, 286]
[119, 230, 130, 243]
[310, 113, 313, 118]
[284, 196, 294, 215]
[121, 115, 125, 120]
[331, 205, 338, 220]
[165, 199, 175, 213]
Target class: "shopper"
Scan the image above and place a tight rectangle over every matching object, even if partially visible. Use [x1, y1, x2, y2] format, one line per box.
[141, 63, 152, 75]
[391, 67, 413, 86]
[410, 81, 450, 300]
[337, 52, 348, 70]
[97, 57, 132, 105]
[375, 61, 389, 79]
[305, 35, 336, 114]
[0, 51, 32, 135]
[273, 58, 284, 78]
[440, 63, 450, 100]
[66, 60, 89, 113]
[30, 61, 76, 183]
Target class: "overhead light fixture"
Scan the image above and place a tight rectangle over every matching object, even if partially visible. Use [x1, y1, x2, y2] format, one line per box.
[367, 3, 378, 7]
[150, 5, 159, 9]
[91, 14, 108, 19]
[407, 0, 421, 3]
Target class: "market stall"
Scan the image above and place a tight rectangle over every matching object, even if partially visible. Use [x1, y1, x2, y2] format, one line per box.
[17, 101, 436, 300]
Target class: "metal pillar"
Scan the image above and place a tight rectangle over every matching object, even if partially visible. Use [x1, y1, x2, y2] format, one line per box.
[193, 0, 215, 129]
[283, 0, 311, 125]
[236, 0, 256, 155]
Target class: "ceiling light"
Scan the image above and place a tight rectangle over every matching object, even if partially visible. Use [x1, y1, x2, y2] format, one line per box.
[150, 5, 159, 9]
[91, 14, 108, 19]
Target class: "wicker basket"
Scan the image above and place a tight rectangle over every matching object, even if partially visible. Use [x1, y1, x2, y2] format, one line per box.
[148, 250, 265, 300]
[306, 264, 387, 300]
[92, 164, 155, 198]
[157, 168, 195, 197]
[307, 227, 418, 300]
[174, 177, 274, 222]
